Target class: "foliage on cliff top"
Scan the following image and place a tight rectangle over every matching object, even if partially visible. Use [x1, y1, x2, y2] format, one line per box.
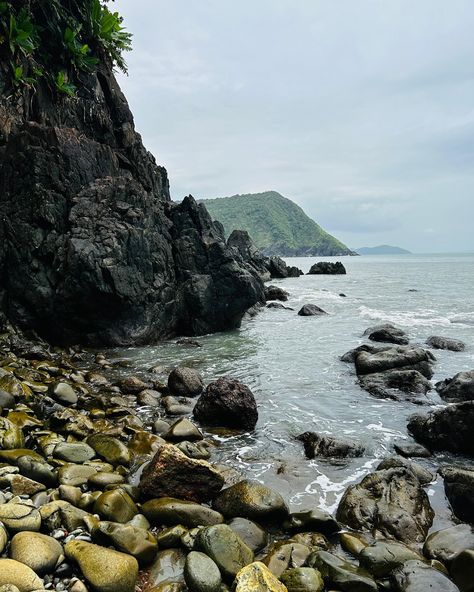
[0, 0, 132, 95]
[203, 191, 354, 257]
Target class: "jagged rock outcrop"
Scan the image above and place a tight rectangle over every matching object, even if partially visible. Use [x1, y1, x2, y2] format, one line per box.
[0, 65, 264, 345]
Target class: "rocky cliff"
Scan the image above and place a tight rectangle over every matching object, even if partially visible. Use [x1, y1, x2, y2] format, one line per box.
[0, 6, 264, 345]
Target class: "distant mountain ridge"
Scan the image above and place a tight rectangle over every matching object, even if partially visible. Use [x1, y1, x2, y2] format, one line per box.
[355, 245, 412, 255]
[201, 191, 354, 257]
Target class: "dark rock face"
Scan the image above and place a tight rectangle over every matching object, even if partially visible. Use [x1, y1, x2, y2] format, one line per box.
[297, 432, 364, 459]
[441, 466, 474, 523]
[264, 285, 289, 302]
[436, 370, 474, 403]
[297, 304, 327, 316]
[0, 69, 264, 345]
[307, 261, 346, 275]
[193, 377, 258, 430]
[426, 335, 465, 352]
[363, 323, 409, 345]
[407, 401, 474, 455]
[336, 467, 434, 544]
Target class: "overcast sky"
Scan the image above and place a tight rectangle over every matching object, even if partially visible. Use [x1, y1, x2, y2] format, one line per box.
[115, 0, 474, 253]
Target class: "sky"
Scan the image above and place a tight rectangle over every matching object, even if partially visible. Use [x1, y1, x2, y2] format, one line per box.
[114, 0, 474, 253]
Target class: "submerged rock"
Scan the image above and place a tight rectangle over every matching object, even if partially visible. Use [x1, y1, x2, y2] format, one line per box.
[355, 346, 435, 377]
[297, 304, 327, 316]
[307, 262, 346, 275]
[436, 370, 474, 402]
[297, 431, 364, 459]
[363, 323, 408, 345]
[426, 335, 465, 351]
[264, 285, 289, 302]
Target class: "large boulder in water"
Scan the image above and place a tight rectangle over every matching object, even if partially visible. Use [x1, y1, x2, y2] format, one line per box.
[435, 370, 474, 403]
[363, 323, 409, 345]
[441, 466, 474, 523]
[426, 335, 465, 351]
[297, 304, 327, 316]
[354, 346, 435, 378]
[358, 369, 432, 401]
[307, 261, 346, 275]
[407, 401, 474, 455]
[264, 285, 289, 301]
[193, 377, 258, 430]
[336, 467, 434, 544]
[297, 431, 364, 459]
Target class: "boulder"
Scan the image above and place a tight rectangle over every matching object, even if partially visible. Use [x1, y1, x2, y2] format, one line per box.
[93, 488, 138, 523]
[0, 559, 44, 592]
[307, 550, 377, 592]
[336, 467, 434, 543]
[147, 549, 186, 588]
[441, 466, 474, 523]
[364, 323, 409, 345]
[92, 521, 157, 565]
[354, 346, 435, 378]
[212, 480, 288, 522]
[284, 509, 339, 536]
[436, 371, 474, 403]
[142, 497, 223, 527]
[10, 532, 63, 575]
[164, 418, 203, 442]
[393, 441, 431, 458]
[359, 540, 424, 577]
[280, 567, 324, 592]
[0, 503, 41, 533]
[267, 302, 294, 310]
[193, 377, 258, 430]
[168, 368, 203, 397]
[426, 336, 465, 352]
[234, 562, 287, 592]
[391, 559, 460, 592]
[297, 431, 364, 459]
[184, 551, 222, 592]
[48, 382, 78, 405]
[297, 304, 327, 316]
[451, 549, 474, 592]
[227, 517, 269, 552]
[376, 456, 434, 485]
[86, 434, 131, 466]
[423, 524, 474, 564]
[307, 262, 346, 275]
[340, 344, 387, 363]
[407, 401, 474, 455]
[359, 369, 431, 400]
[268, 256, 290, 279]
[263, 541, 311, 577]
[139, 444, 225, 502]
[264, 285, 289, 302]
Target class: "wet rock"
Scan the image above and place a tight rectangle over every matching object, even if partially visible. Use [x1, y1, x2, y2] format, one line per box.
[16, 456, 57, 487]
[364, 323, 409, 345]
[339, 531, 371, 556]
[176, 440, 210, 460]
[340, 344, 386, 363]
[86, 434, 131, 466]
[336, 467, 434, 543]
[0, 559, 44, 592]
[58, 464, 97, 486]
[184, 551, 222, 592]
[289, 532, 329, 551]
[195, 524, 254, 580]
[0, 418, 24, 450]
[176, 338, 202, 348]
[297, 431, 364, 459]
[264, 286, 289, 302]
[88, 471, 125, 488]
[359, 540, 424, 577]
[213, 480, 288, 522]
[307, 550, 377, 592]
[441, 466, 474, 523]
[48, 382, 78, 405]
[280, 567, 324, 592]
[407, 401, 474, 455]
[119, 376, 148, 394]
[148, 549, 186, 587]
[6, 474, 46, 497]
[155, 525, 188, 548]
[153, 419, 171, 436]
[0, 503, 41, 533]
[162, 395, 195, 416]
[140, 444, 224, 502]
[376, 456, 434, 485]
[359, 369, 431, 400]
[193, 377, 258, 431]
[234, 562, 287, 592]
[423, 524, 474, 565]
[393, 442, 431, 458]
[307, 262, 346, 275]
[168, 368, 203, 397]
[227, 517, 269, 552]
[284, 509, 339, 536]
[93, 488, 138, 523]
[426, 336, 465, 352]
[436, 370, 474, 402]
[355, 346, 435, 377]
[142, 497, 224, 527]
[391, 559, 460, 592]
[0, 390, 15, 409]
[266, 302, 294, 311]
[263, 541, 311, 577]
[164, 418, 203, 442]
[451, 549, 474, 592]
[53, 442, 96, 464]
[65, 540, 138, 592]
[93, 521, 157, 565]
[297, 304, 327, 316]
[10, 532, 63, 575]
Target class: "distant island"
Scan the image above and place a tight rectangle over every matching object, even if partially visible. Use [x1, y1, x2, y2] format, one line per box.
[202, 191, 354, 256]
[355, 245, 412, 255]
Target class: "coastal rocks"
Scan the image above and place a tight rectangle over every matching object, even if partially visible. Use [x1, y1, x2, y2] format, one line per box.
[451, 550, 474, 592]
[307, 262, 346, 275]
[354, 346, 435, 377]
[212, 480, 289, 522]
[264, 286, 289, 302]
[164, 418, 203, 442]
[53, 442, 95, 464]
[307, 550, 377, 592]
[234, 562, 287, 592]
[193, 377, 258, 430]
[435, 370, 474, 402]
[336, 467, 434, 543]
[195, 524, 254, 580]
[10, 532, 63, 575]
[407, 401, 474, 455]
[297, 304, 327, 316]
[263, 541, 311, 577]
[376, 456, 434, 485]
[142, 497, 224, 527]
[93, 488, 138, 523]
[423, 524, 474, 564]
[92, 521, 157, 565]
[280, 567, 324, 592]
[359, 370, 431, 400]
[441, 466, 474, 522]
[227, 517, 269, 552]
[48, 382, 78, 405]
[184, 551, 222, 592]
[284, 509, 339, 536]
[358, 540, 424, 577]
[297, 431, 364, 459]
[363, 323, 409, 346]
[0, 503, 41, 533]
[147, 548, 186, 588]
[139, 444, 224, 502]
[86, 434, 131, 466]
[0, 559, 44, 592]
[426, 335, 466, 351]
[168, 368, 203, 397]
[65, 540, 138, 592]
[391, 560, 460, 592]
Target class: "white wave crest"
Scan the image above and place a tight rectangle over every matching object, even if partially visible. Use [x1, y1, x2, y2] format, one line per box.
[358, 305, 452, 328]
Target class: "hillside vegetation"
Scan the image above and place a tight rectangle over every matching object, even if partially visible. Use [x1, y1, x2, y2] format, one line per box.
[202, 191, 353, 256]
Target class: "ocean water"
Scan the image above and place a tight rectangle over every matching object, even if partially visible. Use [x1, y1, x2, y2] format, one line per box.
[114, 253, 474, 530]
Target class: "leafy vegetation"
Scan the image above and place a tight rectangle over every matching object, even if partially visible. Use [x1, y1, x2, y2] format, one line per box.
[203, 191, 354, 256]
[0, 0, 132, 96]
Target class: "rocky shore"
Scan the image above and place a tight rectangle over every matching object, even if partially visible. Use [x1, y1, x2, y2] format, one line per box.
[0, 317, 473, 592]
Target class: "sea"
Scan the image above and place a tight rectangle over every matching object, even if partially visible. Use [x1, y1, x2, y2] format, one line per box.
[114, 253, 474, 532]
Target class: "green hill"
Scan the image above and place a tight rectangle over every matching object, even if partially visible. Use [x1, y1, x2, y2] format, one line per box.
[202, 191, 353, 256]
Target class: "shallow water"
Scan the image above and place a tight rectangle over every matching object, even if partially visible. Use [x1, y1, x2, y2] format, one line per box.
[113, 253, 474, 529]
